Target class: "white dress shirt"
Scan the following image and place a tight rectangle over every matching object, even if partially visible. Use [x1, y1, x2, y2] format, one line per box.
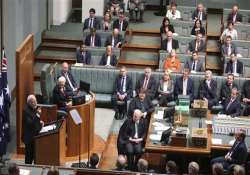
[106, 56, 111, 66]
[183, 78, 188, 95]
[167, 40, 172, 53]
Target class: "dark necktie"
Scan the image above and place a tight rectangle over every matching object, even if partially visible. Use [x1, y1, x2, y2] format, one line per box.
[141, 101, 145, 112]
[81, 53, 85, 63]
[226, 98, 234, 111]
[121, 77, 125, 92]
[89, 18, 93, 28]
[192, 61, 196, 70]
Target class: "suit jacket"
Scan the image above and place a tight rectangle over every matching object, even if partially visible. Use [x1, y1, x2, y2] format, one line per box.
[161, 39, 179, 51]
[225, 60, 243, 75]
[76, 49, 91, 64]
[124, 118, 147, 142]
[113, 19, 129, 31]
[84, 34, 101, 47]
[83, 17, 101, 30]
[117, 119, 129, 154]
[184, 58, 205, 72]
[192, 10, 207, 20]
[220, 82, 238, 101]
[158, 79, 174, 95]
[221, 43, 238, 57]
[53, 85, 73, 110]
[101, 21, 113, 31]
[114, 75, 133, 98]
[191, 26, 206, 36]
[61, 71, 78, 92]
[22, 105, 42, 144]
[242, 80, 250, 100]
[105, 34, 123, 47]
[223, 97, 241, 117]
[188, 39, 205, 52]
[160, 25, 175, 34]
[174, 77, 194, 101]
[198, 79, 218, 102]
[99, 53, 118, 66]
[136, 75, 157, 100]
[128, 96, 154, 118]
[227, 13, 243, 23]
[228, 141, 248, 165]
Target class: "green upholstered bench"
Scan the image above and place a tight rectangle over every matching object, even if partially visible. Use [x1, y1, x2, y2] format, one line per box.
[232, 40, 250, 58]
[233, 23, 250, 41]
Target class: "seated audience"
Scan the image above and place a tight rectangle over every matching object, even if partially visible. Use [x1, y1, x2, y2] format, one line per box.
[105, 28, 123, 48]
[8, 163, 20, 175]
[112, 66, 133, 119]
[192, 3, 207, 21]
[107, 0, 123, 16]
[76, 44, 91, 64]
[166, 160, 178, 174]
[222, 88, 241, 117]
[60, 62, 78, 93]
[161, 31, 179, 53]
[184, 51, 205, 73]
[174, 68, 194, 101]
[220, 74, 238, 104]
[221, 36, 238, 57]
[128, 88, 154, 119]
[188, 161, 199, 175]
[84, 28, 101, 47]
[163, 49, 181, 72]
[191, 19, 206, 36]
[101, 12, 113, 31]
[160, 17, 175, 40]
[113, 10, 128, 31]
[166, 2, 181, 20]
[242, 79, 250, 116]
[211, 130, 248, 170]
[129, 0, 145, 22]
[233, 165, 245, 175]
[47, 166, 59, 175]
[89, 153, 99, 169]
[83, 8, 101, 30]
[227, 5, 242, 23]
[53, 76, 73, 111]
[158, 71, 174, 106]
[99, 45, 118, 66]
[220, 22, 238, 41]
[212, 163, 224, 175]
[188, 33, 205, 53]
[115, 155, 127, 171]
[198, 70, 218, 109]
[135, 67, 157, 100]
[137, 158, 148, 173]
[124, 109, 147, 170]
[225, 53, 243, 76]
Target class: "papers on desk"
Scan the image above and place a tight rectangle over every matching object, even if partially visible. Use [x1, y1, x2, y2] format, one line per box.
[155, 126, 170, 131]
[40, 124, 56, 134]
[152, 122, 165, 127]
[149, 134, 162, 141]
[74, 63, 84, 67]
[229, 139, 235, 145]
[212, 138, 222, 145]
[154, 110, 164, 120]
[20, 169, 31, 175]
[205, 120, 212, 125]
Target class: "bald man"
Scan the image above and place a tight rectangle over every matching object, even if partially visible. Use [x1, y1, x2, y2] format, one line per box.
[60, 62, 78, 93]
[105, 28, 123, 48]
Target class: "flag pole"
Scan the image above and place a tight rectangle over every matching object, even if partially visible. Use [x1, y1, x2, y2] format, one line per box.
[0, 0, 3, 72]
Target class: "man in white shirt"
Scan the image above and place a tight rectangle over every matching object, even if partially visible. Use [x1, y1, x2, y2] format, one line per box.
[225, 53, 243, 76]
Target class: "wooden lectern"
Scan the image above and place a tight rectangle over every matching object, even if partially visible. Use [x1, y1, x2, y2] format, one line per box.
[34, 120, 66, 166]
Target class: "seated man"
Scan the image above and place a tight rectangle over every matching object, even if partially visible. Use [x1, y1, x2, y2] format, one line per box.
[174, 68, 194, 102]
[76, 44, 91, 64]
[166, 2, 181, 20]
[222, 88, 241, 117]
[107, 0, 123, 16]
[99, 45, 118, 66]
[242, 79, 250, 116]
[161, 31, 179, 53]
[60, 62, 78, 93]
[211, 130, 248, 170]
[227, 5, 242, 23]
[112, 66, 133, 119]
[83, 8, 101, 30]
[113, 10, 129, 31]
[128, 88, 154, 119]
[115, 155, 127, 171]
[192, 3, 207, 21]
[188, 33, 205, 53]
[225, 53, 243, 77]
[184, 51, 205, 73]
[129, 0, 145, 22]
[198, 70, 218, 109]
[124, 109, 147, 170]
[188, 162, 200, 175]
[137, 158, 149, 173]
[84, 28, 101, 47]
[105, 28, 123, 48]
[135, 67, 157, 100]
[220, 74, 238, 104]
[221, 36, 238, 58]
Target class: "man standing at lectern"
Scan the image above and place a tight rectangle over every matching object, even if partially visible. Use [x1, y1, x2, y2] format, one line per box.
[22, 95, 44, 164]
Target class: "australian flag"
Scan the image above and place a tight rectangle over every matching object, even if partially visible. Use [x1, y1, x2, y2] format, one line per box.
[0, 48, 11, 156]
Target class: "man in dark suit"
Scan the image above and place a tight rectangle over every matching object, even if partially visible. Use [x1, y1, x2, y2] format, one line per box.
[76, 44, 91, 64]
[135, 67, 157, 100]
[227, 5, 243, 23]
[83, 8, 101, 30]
[221, 36, 238, 58]
[105, 28, 123, 48]
[242, 80, 250, 116]
[225, 53, 243, 76]
[113, 11, 129, 31]
[211, 129, 248, 170]
[99, 45, 118, 66]
[60, 62, 78, 93]
[220, 74, 238, 103]
[112, 66, 133, 119]
[222, 88, 241, 117]
[22, 95, 44, 164]
[84, 28, 101, 47]
[184, 51, 205, 73]
[198, 70, 218, 109]
[188, 33, 206, 53]
[174, 68, 194, 102]
[192, 3, 207, 21]
[161, 31, 179, 53]
[128, 88, 154, 119]
[124, 109, 147, 170]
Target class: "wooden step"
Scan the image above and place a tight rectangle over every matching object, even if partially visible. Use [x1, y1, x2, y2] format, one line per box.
[35, 55, 76, 63]
[40, 42, 78, 52]
[118, 58, 158, 69]
[42, 37, 82, 45]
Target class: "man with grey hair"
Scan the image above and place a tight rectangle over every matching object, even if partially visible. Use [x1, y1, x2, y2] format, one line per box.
[22, 94, 44, 164]
[115, 155, 127, 171]
[188, 161, 199, 175]
[222, 88, 241, 117]
[137, 158, 148, 172]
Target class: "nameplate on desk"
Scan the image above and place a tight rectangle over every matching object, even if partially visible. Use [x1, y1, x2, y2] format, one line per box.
[40, 124, 56, 134]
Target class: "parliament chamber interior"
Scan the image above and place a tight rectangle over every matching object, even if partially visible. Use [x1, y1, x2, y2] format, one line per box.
[1, 0, 250, 174]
